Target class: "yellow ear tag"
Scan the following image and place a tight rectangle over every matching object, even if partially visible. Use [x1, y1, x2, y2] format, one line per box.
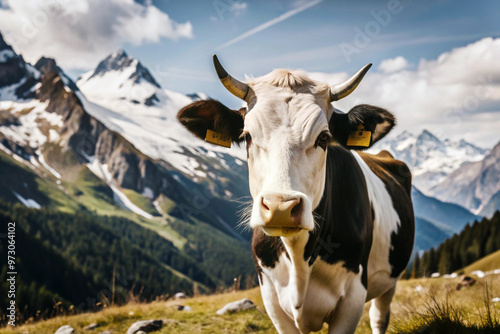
[347, 125, 371, 147]
[205, 129, 232, 148]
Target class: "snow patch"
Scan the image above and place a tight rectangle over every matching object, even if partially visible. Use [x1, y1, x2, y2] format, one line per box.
[0, 100, 58, 150]
[87, 158, 153, 219]
[12, 191, 41, 209]
[29, 155, 40, 167]
[37, 150, 61, 179]
[142, 187, 154, 199]
[48, 129, 60, 142]
[0, 49, 15, 62]
[87, 158, 113, 182]
[110, 184, 153, 219]
[153, 200, 163, 215]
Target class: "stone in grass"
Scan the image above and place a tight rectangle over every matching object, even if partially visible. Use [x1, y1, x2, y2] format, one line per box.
[175, 305, 192, 311]
[84, 323, 100, 330]
[126, 319, 163, 334]
[174, 292, 186, 300]
[54, 325, 74, 334]
[216, 298, 256, 315]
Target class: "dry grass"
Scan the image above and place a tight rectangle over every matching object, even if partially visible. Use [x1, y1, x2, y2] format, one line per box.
[2, 276, 499, 334]
[461, 250, 500, 274]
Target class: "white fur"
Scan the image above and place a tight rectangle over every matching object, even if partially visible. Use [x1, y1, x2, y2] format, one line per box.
[352, 152, 401, 300]
[245, 71, 332, 231]
[259, 254, 366, 333]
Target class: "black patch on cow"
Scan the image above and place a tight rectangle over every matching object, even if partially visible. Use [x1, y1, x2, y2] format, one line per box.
[359, 153, 414, 278]
[252, 228, 285, 281]
[304, 145, 373, 288]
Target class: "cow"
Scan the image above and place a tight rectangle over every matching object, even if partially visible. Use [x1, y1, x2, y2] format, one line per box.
[177, 55, 414, 334]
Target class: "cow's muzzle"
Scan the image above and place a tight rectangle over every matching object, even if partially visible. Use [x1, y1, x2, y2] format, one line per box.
[259, 193, 305, 237]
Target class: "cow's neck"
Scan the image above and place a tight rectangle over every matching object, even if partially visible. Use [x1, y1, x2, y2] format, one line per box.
[305, 145, 372, 286]
[280, 232, 311, 312]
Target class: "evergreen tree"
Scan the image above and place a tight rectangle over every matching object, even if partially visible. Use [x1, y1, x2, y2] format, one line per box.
[416, 211, 500, 276]
[411, 253, 420, 278]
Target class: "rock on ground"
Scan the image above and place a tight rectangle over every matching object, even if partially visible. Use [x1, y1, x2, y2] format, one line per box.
[175, 304, 192, 311]
[126, 319, 163, 334]
[216, 298, 256, 315]
[174, 292, 186, 300]
[84, 323, 100, 330]
[54, 325, 74, 334]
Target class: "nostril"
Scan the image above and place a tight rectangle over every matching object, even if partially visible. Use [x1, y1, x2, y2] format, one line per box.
[290, 198, 303, 221]
[261, 197, 270, 211]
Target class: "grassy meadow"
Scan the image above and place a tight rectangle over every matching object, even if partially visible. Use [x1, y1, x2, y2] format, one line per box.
[3, 273, 499, 334]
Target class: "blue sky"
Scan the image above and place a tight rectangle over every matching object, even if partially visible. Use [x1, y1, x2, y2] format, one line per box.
[0, 0, 499, 146]
[130, 0, 500, 97]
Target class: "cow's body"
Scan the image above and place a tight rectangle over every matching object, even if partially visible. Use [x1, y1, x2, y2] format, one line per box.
[177, 57, 415, 333]
[253, 148, 414, 333]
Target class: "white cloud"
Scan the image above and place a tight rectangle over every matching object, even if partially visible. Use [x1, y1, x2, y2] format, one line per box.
[0, 0, 193, 70]
[378, 56, 409, 73]
[308, 37, 500, 148]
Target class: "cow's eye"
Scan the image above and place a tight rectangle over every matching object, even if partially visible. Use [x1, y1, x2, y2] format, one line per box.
[315, 131, 331, 150]
[244, 133, 252, 146]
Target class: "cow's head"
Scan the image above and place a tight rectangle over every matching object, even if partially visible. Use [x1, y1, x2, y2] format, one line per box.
[178, 56, 395, 238]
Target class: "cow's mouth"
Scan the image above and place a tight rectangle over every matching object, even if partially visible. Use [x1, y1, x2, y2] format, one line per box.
[261, 226, 303, 237]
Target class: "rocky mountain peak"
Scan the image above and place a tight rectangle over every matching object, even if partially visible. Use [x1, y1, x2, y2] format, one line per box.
[35, 57, 59, 76]
[34, 56, 79, 92]
[372, 129, 490, 192]
[87, 49, 160, 88]
[417, 129, 443, 145]
[430, 139, 500, 213]
[0, 33, 30, 89]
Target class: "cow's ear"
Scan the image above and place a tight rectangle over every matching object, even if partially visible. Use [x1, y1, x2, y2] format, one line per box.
[177, 99, 245, 143]
[329, 104, 395, 150]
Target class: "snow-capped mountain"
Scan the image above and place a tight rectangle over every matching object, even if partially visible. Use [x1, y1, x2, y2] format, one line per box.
[372, 129, 489, 192]
[0, 32, 249, 240]
[0, 31, 256, 295]
[76, 50, 246, 179]
[430, 140, 500, 214]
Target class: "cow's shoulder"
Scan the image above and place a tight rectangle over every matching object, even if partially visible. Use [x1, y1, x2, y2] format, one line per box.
[358, 151, 412, 196]
[358, 151, 414, 278]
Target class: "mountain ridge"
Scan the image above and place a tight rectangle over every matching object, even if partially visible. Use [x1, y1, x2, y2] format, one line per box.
[0, 32, 256, 298]
[430, 140, 500, 213]
[372, 129, 489, 192]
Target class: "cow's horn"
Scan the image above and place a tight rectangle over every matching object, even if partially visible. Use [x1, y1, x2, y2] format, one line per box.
[213, 54, 250, 101]
[329, 63, 372, 101]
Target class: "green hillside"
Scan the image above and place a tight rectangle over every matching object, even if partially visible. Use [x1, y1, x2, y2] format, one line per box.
[411, 211, 500, 277]
[0, 198, 255, 325]
[462, 249, 500, 274]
